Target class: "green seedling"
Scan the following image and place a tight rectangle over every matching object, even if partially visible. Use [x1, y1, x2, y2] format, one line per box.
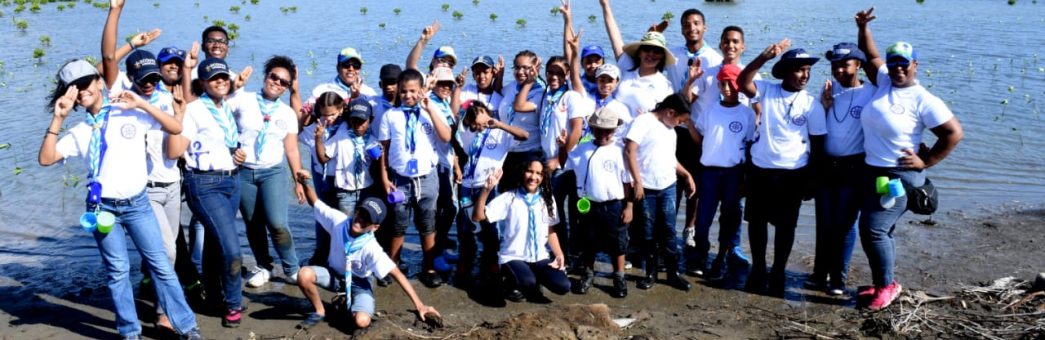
[360, 6, 367, 15]
[441, 3, 449, 12]
[516, 18, 526, 28]
[452, 10, 463, 20]
[229, 5, 239, 14]
[588, 14, 596, 23]
[489, 13, 497, 21]
[15, 18, 27, 32]
[662, 11, 674, 21]
[393, 7, 401, 15]
[472, 0, 479, 6]
[550, 6, 559, 15]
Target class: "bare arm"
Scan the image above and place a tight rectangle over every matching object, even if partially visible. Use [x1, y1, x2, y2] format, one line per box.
[471, 169, 503, 222]
[101, 0, 124, 89]
[562, 117, 584, 164]
[387, 267, 439, 321]
[406, 21, 440, 71]
[855, 6, 884, 81]
[314, 125, 331, 164]
[513, 74, 538, 113]
[675, 161, 695, 199]
[181, 42, 200, 103]
[491, 118, 529, 141]
[95, 30, 162, 75]
[290, 70, 303, 122]
[424, 97, 452, 142]
[623, 139, 643, 200]
[599, 0, 625, 60]
[39, 88, 78, 166]
[380, 140, 394, 194]
[739, 39, 791, 99]
[909, 118, 963, 169]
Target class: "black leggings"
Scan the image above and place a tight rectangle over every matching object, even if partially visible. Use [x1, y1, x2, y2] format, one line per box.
[501, 259, 571, 295]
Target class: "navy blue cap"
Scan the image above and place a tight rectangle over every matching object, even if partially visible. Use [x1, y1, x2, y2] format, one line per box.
[157, 46, 187, 64]
[471, 55, 496, 68]
[359, 197, 387, 225]
[771, 48, 820, 79]
[379, 64, 402, 83]
[825, 42, 866, 63]
[581, 45, 605, 59]
[197, 58, 231, 80]
[126, 49, 161, 84]
[347, 98, 373, 121]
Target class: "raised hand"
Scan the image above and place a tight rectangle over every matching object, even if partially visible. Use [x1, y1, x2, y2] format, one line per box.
[421, 20, 442, 41]
[185, 42, 200, 69]
[647, 20, 669, 33]
[821, 80, 834, 110]
[485, 168, 503, 190]
[759, 38, 791, 60]
[688, 57, 703, 80]
[129, 29, 162, 48]
[235, 66, 253, 91]
[456, 69, 469, 88]
[54, 86, 78, 119]
[314, 119, 326, 140]
[855, 6, 876, 27]
[109, 0, 124, 9]
[291, 68, 300, 94]
[495, 55, 505, 77]
[558, 0, 572, 20]
[111, 90, 145, 110]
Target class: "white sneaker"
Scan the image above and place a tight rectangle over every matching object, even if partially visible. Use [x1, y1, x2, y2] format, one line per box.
[287, 272, 299, 285]
[683, 227, 696, 248]
[245, 266, 271, 288]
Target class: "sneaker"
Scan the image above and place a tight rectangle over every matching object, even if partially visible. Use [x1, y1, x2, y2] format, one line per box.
[123, 335, 142, 340]
[287, 272, 299, 285]
[611, 274, 628, 298]
[827, 284, 846, 296]
[296, 312, 324, 329]
[180, 328, 204, 340]
[222, 306, 245, 328]
[624, 261, 633, 269]
[420, 271, 444, 288]
[245, 266, 271, 288]
[574, 270, 594, 294]
[685, 265, 705, 278]
[867, 281, 902, 310]
[682, 226, 697, 248]
[505, 289, 525, 302]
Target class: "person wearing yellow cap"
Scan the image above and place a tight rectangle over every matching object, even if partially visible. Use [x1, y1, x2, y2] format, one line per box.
[852, 6, 963, 311]
[315, 47, 378, 106]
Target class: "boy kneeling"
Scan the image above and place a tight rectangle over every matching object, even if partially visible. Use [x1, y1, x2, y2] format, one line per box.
[294, 174, 440, 330]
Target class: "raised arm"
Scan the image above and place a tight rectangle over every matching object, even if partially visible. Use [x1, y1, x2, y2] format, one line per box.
[112, 90, 182, 134]
[491, 118, 529, 141]
[406, 21, 440, 71]
[96, 29, 162, 75]
[181, 42, 200, 103]
[599, 0, 625, 60]
[855, 6, 884, 85]
[471, 169, 502, 222]
[512, 70, 538, 113]
[738, 38, 790, 99]
[422, 94, 452, 142]
[39, 87, 77, 166]
[101, 0, 124, 89]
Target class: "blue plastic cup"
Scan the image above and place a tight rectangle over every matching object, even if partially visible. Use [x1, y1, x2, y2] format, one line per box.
[80, 212, 98, 233]
[366, 142, 383, 160]
[387, 191, 406, 204]
[887, 179, 905, 197]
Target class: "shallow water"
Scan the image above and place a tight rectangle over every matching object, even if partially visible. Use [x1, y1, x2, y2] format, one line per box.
[0, 0, 1042, 297]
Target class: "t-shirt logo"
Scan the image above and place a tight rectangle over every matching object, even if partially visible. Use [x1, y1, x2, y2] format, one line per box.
[485, 140, 498, 150]
[791, 115, 807, 126]
[602, 160, 616, 172]
[890, 104, 905, 115]
[422, 122, 433, 135]
[729, 121, 743, 133]
[120, 123, 137, 139]
[849, 106, 863, 119]
[275, 119, 288, 130]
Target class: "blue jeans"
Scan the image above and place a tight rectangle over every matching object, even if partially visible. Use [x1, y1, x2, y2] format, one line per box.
[184, 170, 243, 309]
[551, 169, 580, 259]
[434, 165, 459, 254]
[455, 186, 499, 277]
[859, 166, 924, 287]
[813, 155, 862, 285]
[640, 184, 681, 273]
[94, 191, 197, 336]
[689, 166, 744, 269]
[240, 165, 299, 276]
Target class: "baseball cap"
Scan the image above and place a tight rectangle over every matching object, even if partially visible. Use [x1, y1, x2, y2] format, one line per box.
[337, 47, 364, 65]
[771, 48, 820, 79]
[589, 105, 623, 129]
[885, 41, 917, 62]
[581, 45, 605, 59]
[197, 58, 231, 80]
[358, 197, 387, 225]
[347, 98, 373, 121]
[431, 66, 455, 82]
[157, 46, 187, 64]
[716, 63, 742, 91]
[653, 93, 691, 114]
[58, 59, 100, 84]
[471, 55, 495, 68]
[125, 49, 161, 84]
[379, 64, 402, 84]
[432, 46, 458, 66]
[825, 42, 866, 63]
[595, 64, 621, 80]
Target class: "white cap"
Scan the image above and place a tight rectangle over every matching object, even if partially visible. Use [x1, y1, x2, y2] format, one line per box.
[431, 66, 455, 82]
[59, 60, 99, 84]
[595, 64, 620, 80]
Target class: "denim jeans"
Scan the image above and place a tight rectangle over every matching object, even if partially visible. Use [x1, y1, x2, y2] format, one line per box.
[145, 181, 181, 314]
[239, 165, 299, 276]
[455, 185, 499, 277]
[859, 166, 924, 287]
[184, 170, 243, 309]
[391, 172, 438, 236]
[186, 217, 205, 274]
[640, 183, 681, 273]
[688, 166, 744, 269]
[434, 165, 459, 254]
[813, 155, 862, 284]
[745, 166, 805, 275]
[551, 169, 580, 259]
[94, 191, 197, 336]
[335, 188, 363, 214]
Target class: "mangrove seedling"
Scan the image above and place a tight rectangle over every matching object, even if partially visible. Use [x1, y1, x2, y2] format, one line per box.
[393, 7, 401, 15]
[360, 6, 367, 15]
[489, 13, 498, 21]
[452, 10, 463, 20]
[441, 3, 449, 12]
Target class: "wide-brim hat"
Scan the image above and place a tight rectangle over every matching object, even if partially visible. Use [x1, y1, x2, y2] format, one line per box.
[589, 105, 623, 130]
[771, 48, 820, 79]
[621, 31, 676, 66]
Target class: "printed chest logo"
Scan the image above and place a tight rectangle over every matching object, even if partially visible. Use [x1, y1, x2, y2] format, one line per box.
[275, 119, 288, 130]
[120, 123, 137, 139]
[602, 160, 616, 173]
[791, 115, 807, 126]
[485, 140, 499, 150]
[890, 104, 906, 115]
[422, 122, 433, 135]
[729, 121, 743, 133]
[849, 106, 863, 119]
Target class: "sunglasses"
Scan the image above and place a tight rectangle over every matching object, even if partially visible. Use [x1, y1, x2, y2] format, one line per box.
[886, 60, 912, 69]
[136, 74, 161, 87]
[339, 60, 362, 70]
[267, 73, 292, 88]
[204, 38, 229, 46]
[69, 76, 98, 91]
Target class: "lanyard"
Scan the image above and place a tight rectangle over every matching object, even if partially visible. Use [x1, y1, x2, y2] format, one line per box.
[465, 129, 492, 180]
[830, 82, 857, 124]
[255, 93, 282, 160]
[580, 145, 603, 197]
[402, 106, 420, 154]
[518, 189, 542, 262]
[540, 86, 567, 138]
[342, 224, 374, 302]
[201, 93, 239, 148]
[86, 97, 114, 180]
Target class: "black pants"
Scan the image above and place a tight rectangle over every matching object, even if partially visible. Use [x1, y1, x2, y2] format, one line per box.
[745, 166, 806, 275]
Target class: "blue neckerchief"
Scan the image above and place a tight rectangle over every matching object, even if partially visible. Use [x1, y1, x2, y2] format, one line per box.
[518, 189, 542, 262]
[682, 42, 713, 85]
[255, 93, 282, 160]
[86, 97, 113, 181]
[201, 93, 239, 148]
[540, 86, 567, 138]
[465, 128, 492, 180]
[334, 76, 353, 97]
[349, 129, 368, 188]
[401, 106, 421, 154]
[428, 93, 454, 125]
[342, 223, 375, 302]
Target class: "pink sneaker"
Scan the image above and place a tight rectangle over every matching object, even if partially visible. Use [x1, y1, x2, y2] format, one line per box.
[856, 285, 876, 297]
[867, 281, 902, 310]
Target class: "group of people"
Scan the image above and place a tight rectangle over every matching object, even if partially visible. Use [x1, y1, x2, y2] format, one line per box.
[39, 0, 963, 338]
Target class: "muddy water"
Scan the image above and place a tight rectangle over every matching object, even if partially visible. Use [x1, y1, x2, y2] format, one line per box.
[0, 0, 1043, 306]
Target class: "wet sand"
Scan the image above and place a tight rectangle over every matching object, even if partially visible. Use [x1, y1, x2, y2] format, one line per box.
[1, 204, 1043, 339]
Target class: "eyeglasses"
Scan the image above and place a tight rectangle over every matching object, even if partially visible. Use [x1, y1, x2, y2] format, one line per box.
[136, 74, 161, 87]
[339, 60, 362, 70]
[204, 38, 229, 46]
[267, 73, 292, 88]
[886, 60, 911, 69]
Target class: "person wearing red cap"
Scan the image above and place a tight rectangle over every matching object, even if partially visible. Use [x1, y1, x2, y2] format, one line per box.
[852, 7, 963, 310]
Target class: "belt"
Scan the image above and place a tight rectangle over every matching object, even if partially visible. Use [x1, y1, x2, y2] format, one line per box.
[189, 168, 239, 176]
[147, 181, 177, 188]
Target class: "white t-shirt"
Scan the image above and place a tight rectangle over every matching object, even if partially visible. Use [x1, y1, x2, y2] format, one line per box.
[749, 80, 827, 169]
[499, 81, 545, 152]
[823, 79, 876, 157]
[428, 93, 456, 168]
[616, 67, 674, 119]
[180, 99, 239, 171]
[377, 106, 446, 177]
[689, 63, 759, 120]
[668, 44, 723, 92]
[862, 65, 954, 167]
[229, 91, 298, 169]
[328, 124, 378, 191]
[57, 107, 160, 199]
[457, 127, 516, 189]
[538, 90, 594, 160]
[564, 142, 631, 202]
[697, 102, 756, 167]
[109, 76, 180, 183]
[588, 95, 632, 146]
[624, 112, 678, 190]
[460, 84, 504, 117]
[313, 200, 396, 279]
[484, 190, 560, 265]
[299, 124, 339, 178]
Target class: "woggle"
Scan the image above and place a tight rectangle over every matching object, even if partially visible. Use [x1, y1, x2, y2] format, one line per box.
[577, 197, 591, 214]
